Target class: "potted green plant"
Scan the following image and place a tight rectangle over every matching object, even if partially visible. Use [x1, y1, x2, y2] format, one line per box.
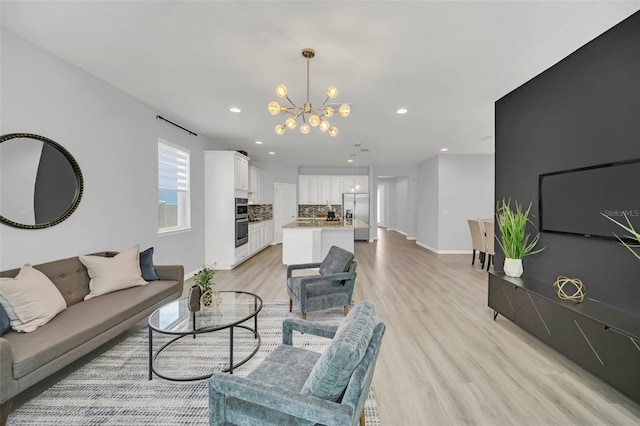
[191, 266, 221, 310]
[495, 199, 545, 277]
[602, 213, 640, 260]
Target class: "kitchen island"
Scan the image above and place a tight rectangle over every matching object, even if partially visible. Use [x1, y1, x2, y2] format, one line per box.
[281, 219, 369, 265]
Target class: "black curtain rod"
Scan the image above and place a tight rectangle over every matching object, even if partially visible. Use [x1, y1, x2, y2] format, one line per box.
[156, 115, 197, 136]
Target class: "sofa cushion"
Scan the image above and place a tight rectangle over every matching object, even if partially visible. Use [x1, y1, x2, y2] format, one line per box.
[0, 264, 67, 332]
[3, 279, 179, 379]
[318, 246, 354, 276]
[106, 246, 160, 281]
[0, 304, 10, 335]
[80, 245, 147, 300]
[301, 301, 376, 401]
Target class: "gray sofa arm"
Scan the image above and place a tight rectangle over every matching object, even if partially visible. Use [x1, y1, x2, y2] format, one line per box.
[282, 318, 339, 345]
[154, 265, 184, 286]
[209, 372, 352, 426]
[0, 338, 18, 404]
[286, 263, 321, 279]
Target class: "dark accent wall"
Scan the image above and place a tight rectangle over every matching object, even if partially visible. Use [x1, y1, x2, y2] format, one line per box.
[495, 11, 640, 313]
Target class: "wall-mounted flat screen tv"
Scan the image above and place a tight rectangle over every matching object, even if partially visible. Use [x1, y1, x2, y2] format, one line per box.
[539, 158, 640, 241]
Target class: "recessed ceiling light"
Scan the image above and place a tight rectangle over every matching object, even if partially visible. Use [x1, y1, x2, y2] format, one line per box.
[440, 148, 448, 152]
[396, 108, 408, 114]
[229, 107, 241, 113]
[347, 159, 354, 163]
[255, 141, 263, 145]
[268, 151, 275, 155]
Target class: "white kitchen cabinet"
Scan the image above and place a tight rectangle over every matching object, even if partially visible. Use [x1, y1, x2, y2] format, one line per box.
[248, 220, 273, 257]
[299, 175, 369, 204]
[248, 166, 263, 204]
[234, 154, 249, 192]
[298, 176, 321, 204]
[204, 150, 250, 270]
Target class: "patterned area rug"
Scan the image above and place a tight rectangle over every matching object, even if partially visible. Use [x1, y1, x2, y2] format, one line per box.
[7, 301, 380, 425]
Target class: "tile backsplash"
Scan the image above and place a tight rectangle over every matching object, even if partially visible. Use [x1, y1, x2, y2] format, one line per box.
[298, 205, 343, 218]
[248, 204, 272, 221]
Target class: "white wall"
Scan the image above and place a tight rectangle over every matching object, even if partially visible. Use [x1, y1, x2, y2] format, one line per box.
[251, 160, 298, 204]
[0, 28, 224, 273]
[416, 154, 494, 253]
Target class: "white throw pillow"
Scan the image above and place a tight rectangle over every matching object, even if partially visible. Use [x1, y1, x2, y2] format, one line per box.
[80, 245, 147, 300]
[0, 264, 67, 332]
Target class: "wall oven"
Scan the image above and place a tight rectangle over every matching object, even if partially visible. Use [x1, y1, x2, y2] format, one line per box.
[235, 198, 249, 247]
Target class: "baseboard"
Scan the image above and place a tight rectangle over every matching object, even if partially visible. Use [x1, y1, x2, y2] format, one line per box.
[415, 242, 472, 255]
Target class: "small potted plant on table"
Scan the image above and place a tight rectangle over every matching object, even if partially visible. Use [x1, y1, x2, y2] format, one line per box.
[189, 266, 221, 311]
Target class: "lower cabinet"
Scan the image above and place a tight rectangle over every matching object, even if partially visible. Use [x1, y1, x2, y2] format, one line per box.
[248, 220, 273, 257]
[489, 273, 640, 404]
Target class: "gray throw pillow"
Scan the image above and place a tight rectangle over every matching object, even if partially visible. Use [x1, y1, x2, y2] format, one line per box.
[301, 301, 376, 401]
[0, 304, 10, 336]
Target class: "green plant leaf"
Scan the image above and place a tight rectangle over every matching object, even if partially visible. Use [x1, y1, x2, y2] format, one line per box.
[495, 198, 545, 259]
[601, 213, 640, 260]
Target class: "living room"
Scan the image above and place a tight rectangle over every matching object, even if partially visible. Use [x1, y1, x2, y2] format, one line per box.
[1, 2, 640, 425]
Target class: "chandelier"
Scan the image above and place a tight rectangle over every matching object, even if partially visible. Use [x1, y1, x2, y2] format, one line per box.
[268, 48, 350, 137]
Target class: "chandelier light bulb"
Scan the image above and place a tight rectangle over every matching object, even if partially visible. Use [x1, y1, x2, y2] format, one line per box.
[329, 127, 338, 137]
[268, 101, 281, 115]
[309, 114, 321, 127]
[338, 104, 351, 117]
[319, 120, 331, 132]
[300, 123, 311, 134]
[285, 117, 297, 129]
[275, 84, 288, 98]
[275, 125, 285, 135]
[327, 86, 339, 99]
[323, 106, 334, 117]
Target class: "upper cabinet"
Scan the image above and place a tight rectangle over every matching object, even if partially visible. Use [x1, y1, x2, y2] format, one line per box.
[234, 154, 249, 193]
[248, 166, 263, 204]
[298, 175, 368, 204]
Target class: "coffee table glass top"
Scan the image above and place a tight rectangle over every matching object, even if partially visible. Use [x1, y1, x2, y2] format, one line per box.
[148, 291, 262, 334]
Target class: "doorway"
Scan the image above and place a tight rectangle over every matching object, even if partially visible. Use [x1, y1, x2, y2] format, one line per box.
[273, 183, 297, 244]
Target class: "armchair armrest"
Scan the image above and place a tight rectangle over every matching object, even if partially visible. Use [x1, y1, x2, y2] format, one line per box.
[287, 263, 321, 278]
[282, 317, 338, 345]
[295, 271, 356, 287]
[154, 265, 184, 286]
[209, 372, 352, 426]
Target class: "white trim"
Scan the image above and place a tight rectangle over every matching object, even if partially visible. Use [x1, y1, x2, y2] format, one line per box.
[157, 227, 192, 237]
[416, 241, 438, 253]
[415, 241, 473, 254]
[406, 236, 417, 240]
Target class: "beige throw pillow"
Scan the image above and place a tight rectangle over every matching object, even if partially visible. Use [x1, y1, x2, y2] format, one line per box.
[0, 264, 67, 332]
[80, 245, 147, 300]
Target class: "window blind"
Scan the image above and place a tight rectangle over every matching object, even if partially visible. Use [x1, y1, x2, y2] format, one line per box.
[158, 142, 189, 192]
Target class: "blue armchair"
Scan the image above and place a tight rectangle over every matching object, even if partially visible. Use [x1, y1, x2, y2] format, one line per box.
[209, 301, 385, 426]
[287, 245, 357, 319]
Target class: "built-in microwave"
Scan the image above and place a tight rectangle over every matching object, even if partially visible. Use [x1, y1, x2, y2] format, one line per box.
[235, 198, 248, 219]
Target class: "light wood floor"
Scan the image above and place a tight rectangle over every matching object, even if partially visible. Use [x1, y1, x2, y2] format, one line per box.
[192, 228, 640, 425]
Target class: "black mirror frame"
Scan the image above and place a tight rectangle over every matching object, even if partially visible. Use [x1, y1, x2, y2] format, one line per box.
[0, 133, 84, 229]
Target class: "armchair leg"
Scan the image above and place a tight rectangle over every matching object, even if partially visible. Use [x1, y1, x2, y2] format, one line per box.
[359, 409, 365, 426]
[344, 305, 349, 316]
[289, 299, 293, 313]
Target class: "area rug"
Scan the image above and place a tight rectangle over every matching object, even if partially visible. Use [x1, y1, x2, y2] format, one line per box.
[7, 301, 381, 425]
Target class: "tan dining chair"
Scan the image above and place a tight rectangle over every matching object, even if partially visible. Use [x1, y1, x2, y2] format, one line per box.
[481, 219, 495, 271]
[467, 219, 486, 268]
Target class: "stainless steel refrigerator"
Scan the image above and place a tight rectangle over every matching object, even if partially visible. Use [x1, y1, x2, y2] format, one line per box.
[342, 193, 370, 241]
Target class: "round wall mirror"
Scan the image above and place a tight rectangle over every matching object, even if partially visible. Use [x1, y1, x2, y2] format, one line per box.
[0, 133, 84, 229]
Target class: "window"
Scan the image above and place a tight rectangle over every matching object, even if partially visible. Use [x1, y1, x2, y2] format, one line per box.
[158, 139, 190, 234]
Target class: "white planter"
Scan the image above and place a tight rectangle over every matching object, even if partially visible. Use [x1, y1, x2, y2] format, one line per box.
[504, 258, 523, 278]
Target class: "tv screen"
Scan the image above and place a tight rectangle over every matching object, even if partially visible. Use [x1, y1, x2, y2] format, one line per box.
[539, 158, 640, 240]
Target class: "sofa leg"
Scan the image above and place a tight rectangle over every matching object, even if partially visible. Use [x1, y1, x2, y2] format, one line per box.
[359, 409, 365, 426]
[1, 399, 12, 426]
[344, 305, 349, 316]
[289, 299, 293, 312]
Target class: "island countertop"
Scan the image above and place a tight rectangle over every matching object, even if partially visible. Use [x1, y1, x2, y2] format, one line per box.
[282, 218, 369, 229]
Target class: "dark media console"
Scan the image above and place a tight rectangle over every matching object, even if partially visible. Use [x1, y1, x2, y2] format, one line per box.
[488, 272, 640, 403]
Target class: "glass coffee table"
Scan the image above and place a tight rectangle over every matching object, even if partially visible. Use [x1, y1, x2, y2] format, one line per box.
[148, 290, 262, 381]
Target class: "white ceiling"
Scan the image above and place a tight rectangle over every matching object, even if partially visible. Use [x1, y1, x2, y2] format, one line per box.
[1, 1, 638, 167]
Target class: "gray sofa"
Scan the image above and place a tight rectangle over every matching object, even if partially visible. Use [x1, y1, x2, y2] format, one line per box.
[0, 253, 184, 425]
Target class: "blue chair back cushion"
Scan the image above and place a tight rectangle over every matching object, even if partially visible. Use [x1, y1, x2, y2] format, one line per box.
[318, 246, 354, 276]
[301, 301, 376, 401]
